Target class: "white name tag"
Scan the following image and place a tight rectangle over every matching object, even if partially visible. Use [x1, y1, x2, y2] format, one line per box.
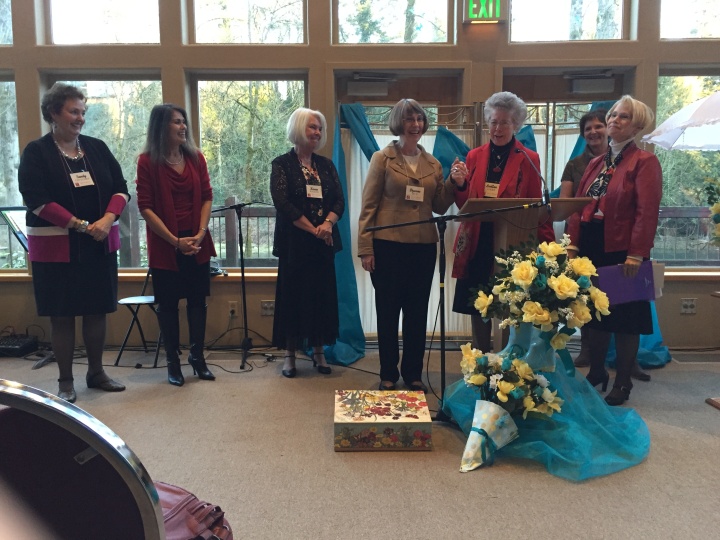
[70, 171, 95, 187]
[306, 185, 323, 199]
[484, 182, 499, 198]
[405, 185, 424, 202]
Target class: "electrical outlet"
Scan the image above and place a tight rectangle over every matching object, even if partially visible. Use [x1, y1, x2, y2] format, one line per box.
[681, 298, 697, 314]
[228, 301, 238, 318]
[260, 300, 275, 316]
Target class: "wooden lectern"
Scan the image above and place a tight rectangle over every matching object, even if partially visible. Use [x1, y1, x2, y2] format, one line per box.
[457, 197, 592, 350]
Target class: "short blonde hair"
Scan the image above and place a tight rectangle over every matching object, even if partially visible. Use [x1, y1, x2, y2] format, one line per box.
[287, 108, 327, 150]
[607, 95, 655, 131]
[387, 99, 429, 136]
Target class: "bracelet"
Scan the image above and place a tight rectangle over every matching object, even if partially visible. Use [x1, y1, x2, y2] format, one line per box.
[325, 219, 334, 226]
[76, 219, 89, 234]
[200, 227, 207, 232]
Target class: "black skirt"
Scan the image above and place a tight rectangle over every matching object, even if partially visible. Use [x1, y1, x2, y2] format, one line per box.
[579, 220, 652, 335]
[32, 239, 118, 317]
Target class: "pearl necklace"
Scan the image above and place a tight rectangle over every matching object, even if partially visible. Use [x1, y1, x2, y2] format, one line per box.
[165, 154, 184, 166]
[54, 137, 84, 161]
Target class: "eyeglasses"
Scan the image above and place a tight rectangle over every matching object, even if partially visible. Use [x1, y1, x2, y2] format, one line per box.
[403, 115, 425, 124]
[609, 112, 632, 121]
[489, 120, 512, 129]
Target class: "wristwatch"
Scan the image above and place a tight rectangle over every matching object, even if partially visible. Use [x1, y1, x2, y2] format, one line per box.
[76, 219, 89, 233]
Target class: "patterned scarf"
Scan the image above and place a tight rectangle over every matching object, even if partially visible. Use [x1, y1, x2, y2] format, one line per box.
[582, 142, 631, 221]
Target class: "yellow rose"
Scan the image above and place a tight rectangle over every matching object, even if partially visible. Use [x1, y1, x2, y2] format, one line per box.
[541, 388, 564, 414]
[550, 332, 572, 350]
[589, 286, 611, 318]
[569, 256, 597, 277]
[468, 373, 488, 386]
[474, 291, 493, 317]
[512, 359, 535, 380]
[538, 241, 566, 260]
[492, 282, 506, 295]
[521, 301, 554, 328]
[511, 260, 538, 290]
[566, 300, 592, 328]
[496, 380, 516, 402]
[522, 395, 539, 419]
[548, 274, 579, 300]
[460, 343, 480, 374]
[711, 202, 720, 215]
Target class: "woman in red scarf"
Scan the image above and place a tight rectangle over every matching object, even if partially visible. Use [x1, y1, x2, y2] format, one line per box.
[136, 104, 217, 386]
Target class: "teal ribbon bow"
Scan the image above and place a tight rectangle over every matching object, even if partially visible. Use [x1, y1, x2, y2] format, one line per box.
[470, 427, 498, 466]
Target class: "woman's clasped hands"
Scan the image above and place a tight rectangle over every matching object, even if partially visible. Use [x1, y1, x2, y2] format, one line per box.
[315, 220, 333, 246]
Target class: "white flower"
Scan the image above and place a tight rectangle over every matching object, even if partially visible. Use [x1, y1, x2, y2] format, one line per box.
[486, 353, 503, 368]
[489, 374, 503, 390]
[535, 374, 549, 388]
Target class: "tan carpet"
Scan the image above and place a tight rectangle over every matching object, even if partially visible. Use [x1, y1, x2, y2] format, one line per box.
[1, 346, 719, 539]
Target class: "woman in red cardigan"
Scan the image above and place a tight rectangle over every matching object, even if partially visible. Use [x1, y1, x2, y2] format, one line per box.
[566, 95, 663, 405]
[136, 104, 217, 386]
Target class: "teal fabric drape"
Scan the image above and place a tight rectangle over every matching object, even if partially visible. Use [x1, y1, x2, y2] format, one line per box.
[432, 126, 470, 176]
[320, 106, 370, 365]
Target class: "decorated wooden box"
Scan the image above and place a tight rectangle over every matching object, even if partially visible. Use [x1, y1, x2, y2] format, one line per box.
[333, 390, 432, 451]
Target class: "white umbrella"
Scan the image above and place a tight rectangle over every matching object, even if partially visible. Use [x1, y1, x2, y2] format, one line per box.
[642, 91, 720, 150]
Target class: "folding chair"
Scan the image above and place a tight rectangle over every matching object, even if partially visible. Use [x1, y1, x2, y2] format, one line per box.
[115, 268, 162, 367]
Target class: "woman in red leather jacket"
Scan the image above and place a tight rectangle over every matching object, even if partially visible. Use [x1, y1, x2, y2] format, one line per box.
[566, 95, 663, 405]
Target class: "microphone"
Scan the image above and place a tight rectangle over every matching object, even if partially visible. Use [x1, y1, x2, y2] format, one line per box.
[515, 148, 551, 209]
[212, 202, 252, 213]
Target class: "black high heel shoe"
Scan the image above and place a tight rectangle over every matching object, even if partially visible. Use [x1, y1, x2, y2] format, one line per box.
[586, 370, 609, 392]
[313, 353, 332, 375]
[188, 354, 216, 380]
[605, 385, 632, 406]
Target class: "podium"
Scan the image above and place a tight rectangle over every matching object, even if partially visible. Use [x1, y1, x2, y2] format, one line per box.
[457, 197, 592, 351]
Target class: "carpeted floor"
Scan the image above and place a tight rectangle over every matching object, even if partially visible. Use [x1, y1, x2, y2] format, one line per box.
[1, 345, 720, 539]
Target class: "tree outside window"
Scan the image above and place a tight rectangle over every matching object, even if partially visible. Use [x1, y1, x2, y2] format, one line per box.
[511, 0, 622, 42]
[660, 0, 720, 39]
[337, 0, 448, 43]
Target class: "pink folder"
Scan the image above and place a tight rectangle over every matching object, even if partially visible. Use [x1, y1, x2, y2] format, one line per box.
[593, 260, 655, 306]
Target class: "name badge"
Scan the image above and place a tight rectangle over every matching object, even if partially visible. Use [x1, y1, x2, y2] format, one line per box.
[70, 171, 95, 187]
[306, 185, 323, 199]
[484, 182, 499, 198]
[405, 185, 424, 202]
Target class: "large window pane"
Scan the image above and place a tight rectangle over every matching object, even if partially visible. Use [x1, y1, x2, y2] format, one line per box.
[511, 0, 622, 42]
[198, 79, 305, 265]
[195, 0, 304, 44]
[337, 0, 448, 43]
[0, 0, 12, 45]
[654, 75, 720, 266]
[0, 81, 23, 268]
[661, 0, 720, 39]
[51, 0, 159, 44]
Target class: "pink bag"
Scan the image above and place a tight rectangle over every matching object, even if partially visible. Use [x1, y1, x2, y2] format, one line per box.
[155, 481, 233, 540]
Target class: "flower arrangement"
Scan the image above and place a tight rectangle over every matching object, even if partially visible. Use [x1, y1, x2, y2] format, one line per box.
[702, 179, 720, 245]
[459, 343, 563, 419]
[473, 234, 611, 350]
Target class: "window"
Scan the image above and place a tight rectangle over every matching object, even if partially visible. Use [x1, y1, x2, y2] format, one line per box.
[0, 0, 11, 45]
[0, 80, 22, 268]
[511, 0, 622, 42]
[660, 0, 720, 39]
[50, 0, 159, 44]
[194, 0, 304, 44]
[197, 78, 305, 266]
[653, 75, 720, 266]
[337, 0, 449, 43]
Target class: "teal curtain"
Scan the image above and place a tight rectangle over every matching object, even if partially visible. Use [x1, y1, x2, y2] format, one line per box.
[432, 126, 471, 176]
[320, 106, 372, 365]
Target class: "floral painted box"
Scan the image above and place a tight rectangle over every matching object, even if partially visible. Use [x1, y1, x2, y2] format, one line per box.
[333, 390, 432, 451]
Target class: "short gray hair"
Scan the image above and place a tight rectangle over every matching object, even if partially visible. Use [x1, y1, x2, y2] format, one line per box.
[484, 91, 528, 131]
[287, 108, 327, 150]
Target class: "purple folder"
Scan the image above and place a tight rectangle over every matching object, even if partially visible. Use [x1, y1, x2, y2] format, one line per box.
[592, 260, 655, 306]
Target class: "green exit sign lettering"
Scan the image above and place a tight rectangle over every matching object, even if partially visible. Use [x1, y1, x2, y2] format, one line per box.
[464, 0, 506, 24]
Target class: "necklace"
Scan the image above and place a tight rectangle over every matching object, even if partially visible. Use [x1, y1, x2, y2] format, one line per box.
[491, 145, 511, 173]
[165, 154, 184, 166]
[54, 137, 84, 161]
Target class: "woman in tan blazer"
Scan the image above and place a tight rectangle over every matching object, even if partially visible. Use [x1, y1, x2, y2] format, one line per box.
[358, 98, 460, 392]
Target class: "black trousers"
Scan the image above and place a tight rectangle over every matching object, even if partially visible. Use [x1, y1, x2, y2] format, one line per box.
[371, 239, 436, 384]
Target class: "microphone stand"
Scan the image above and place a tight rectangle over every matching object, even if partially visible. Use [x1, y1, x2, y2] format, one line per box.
[212, 202, 262, 369]
[366, 201, 543, 423]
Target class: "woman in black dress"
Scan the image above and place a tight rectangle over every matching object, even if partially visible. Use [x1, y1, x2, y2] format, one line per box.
[18, 83, 129, 403]
[270, 108, 345, 378]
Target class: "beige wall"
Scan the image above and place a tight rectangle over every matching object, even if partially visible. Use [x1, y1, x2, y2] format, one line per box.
[2, 1, 719, 350]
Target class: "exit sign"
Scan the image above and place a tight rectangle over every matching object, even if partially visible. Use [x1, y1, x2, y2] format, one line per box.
[464, 0, 507, 24]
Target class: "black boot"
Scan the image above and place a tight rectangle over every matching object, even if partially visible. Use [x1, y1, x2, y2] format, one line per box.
[187, 304, 215, 381]
[586, 328, 611, 393]
[156, 309, 184, 387]
[607, 333, 639, 406]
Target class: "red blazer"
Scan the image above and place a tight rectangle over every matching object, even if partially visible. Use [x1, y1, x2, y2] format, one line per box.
[566, 143, 662, 259]
[452, 139, 555, 279]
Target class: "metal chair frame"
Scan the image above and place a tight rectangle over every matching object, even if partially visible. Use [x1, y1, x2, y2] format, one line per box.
[115, 268, 161, 367]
